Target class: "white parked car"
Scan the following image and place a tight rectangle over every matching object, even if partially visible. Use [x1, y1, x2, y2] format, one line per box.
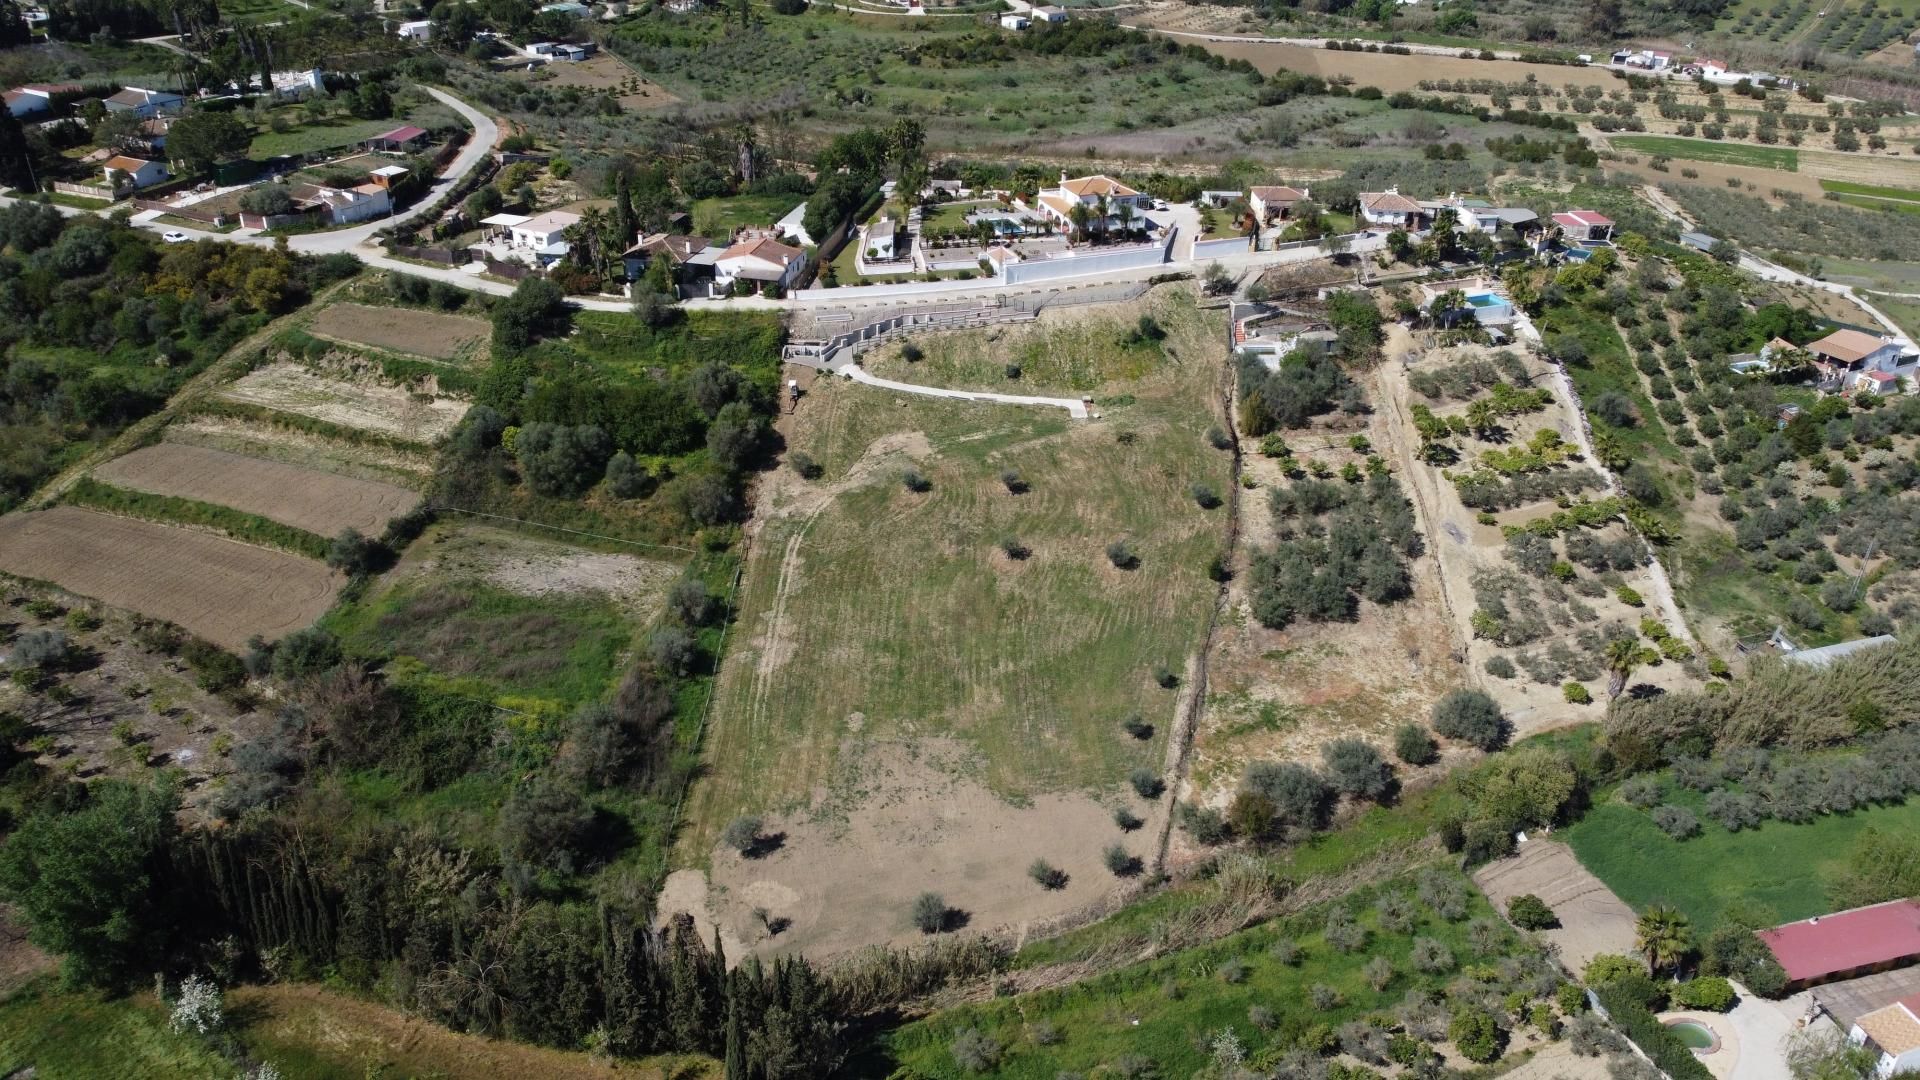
[162, 230, 190, 244]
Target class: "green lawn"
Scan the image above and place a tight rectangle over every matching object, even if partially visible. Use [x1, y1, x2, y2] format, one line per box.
[1830, 193, 1920, 217]
[248, 102, 456, 160]
[1565, 791, 1920, 933]
[0, 983, 233, 1078]
[866, 866, 1528, 1079]
[690, 194, 801, 239]
[1612, 136, 1800, 172]
[325, 575, 639, 713]
[1820, 179, 1920, 203]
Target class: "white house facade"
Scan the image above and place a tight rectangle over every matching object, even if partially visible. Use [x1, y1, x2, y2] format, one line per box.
[713, 236, 807, 292]
[1357, 188, 1424, 228]
[1850, 995, 1920, 1079]
[1032, 173, 1152, 232]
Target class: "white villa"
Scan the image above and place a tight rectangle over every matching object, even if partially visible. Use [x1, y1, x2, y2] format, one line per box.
[1357, 188, 1424, 228]
[713, 235, 808, 293]
[1805, 328, 1918, 394]
[1248, 185, 1309, 224]
[1032, 172, 1152, 233]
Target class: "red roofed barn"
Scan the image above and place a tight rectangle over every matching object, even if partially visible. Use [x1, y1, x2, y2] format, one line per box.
[1757, 899, 1920, 991]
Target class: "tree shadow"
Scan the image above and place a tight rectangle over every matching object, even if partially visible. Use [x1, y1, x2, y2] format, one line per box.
[743, 831, 786, 860]
[940, 907, 972, 933]
[1626, 682, 1666, 700]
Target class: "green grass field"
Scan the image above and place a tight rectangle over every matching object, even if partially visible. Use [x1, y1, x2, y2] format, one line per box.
[1565, 790, 1920, 933]
[681, 290, 1231, 852]
[1612, 136, 1800, 172]
[690, 194, 800, 239]
[1831, 194, 1920, 216]
[248, 102, 457, 161]
[1820, 179, 1920, 203]
[865, 866, 1525, 1079]
[864, 313, 1174, 396]
[0, 984, 232, 1078]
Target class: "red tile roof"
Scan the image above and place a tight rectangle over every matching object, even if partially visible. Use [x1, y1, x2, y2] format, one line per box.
[372, 125, 427, 143]
[1757, 900, 1920, 984]
[1553, 210, 1614, 228]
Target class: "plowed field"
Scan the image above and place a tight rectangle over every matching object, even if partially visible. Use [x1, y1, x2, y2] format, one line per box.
[94, 444, 420, 536]
[0, 506, 340, 648]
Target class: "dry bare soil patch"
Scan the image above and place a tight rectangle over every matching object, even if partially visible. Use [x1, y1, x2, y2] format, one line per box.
[167, 417, 439, 483]
[309, 301, 491, 362]
[669, 288, 1230, 958]
[1170, 37, 1624, 93]
[497, 52, 678, 110]
[0, 506, 339, 649]
[218, 362, 469, 443]
[93, 443, 421, 536]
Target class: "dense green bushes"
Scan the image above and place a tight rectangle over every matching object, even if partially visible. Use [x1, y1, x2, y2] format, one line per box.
[1593, 982, 1716, 1080]
[0, 204, 358, 511]
[1249, 473, 1421, 629]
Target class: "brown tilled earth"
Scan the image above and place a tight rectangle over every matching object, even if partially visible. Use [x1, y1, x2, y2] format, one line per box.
[309, 302, 491, 362]
[93, 443, 421, 537]
[0, 506, 340, 649]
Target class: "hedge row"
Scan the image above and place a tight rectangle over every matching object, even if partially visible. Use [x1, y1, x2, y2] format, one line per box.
[65, 477, 333, 562]
[1595, 983, 1716, 1080]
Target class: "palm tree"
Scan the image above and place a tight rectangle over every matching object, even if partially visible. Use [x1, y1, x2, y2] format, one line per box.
[1636, 905, 1693, 976]
[1465, 399, 1499, 439]
[1115, 199, 1136, 238]
[1605, 637, 1641, 699]
[1067, 202, 1091, 244]
[1094, 194, 1110, 239]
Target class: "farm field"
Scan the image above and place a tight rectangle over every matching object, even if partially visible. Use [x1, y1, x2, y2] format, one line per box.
[308, 302, 491, 363]
[668, 288, 1231, 958]
[1168, 38, 1622, 93]
[216, 363, 470, 443]
[325, 520, 678, 711]
[495, 52, 678, 111]
[91, 444, 420, 537]
[0, 506, 339, 649]
[869, 864, 1542, 1079]
[1820, 179, 1920, 203]
[1610, 136, 1799, 171]
[1565, 791, 1920, 933]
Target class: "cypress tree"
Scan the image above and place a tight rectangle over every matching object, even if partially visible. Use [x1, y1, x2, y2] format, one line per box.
[724, 994, 747, 1080]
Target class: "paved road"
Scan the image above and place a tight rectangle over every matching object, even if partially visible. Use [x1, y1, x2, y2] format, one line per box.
[1639, 184, 1914, 345]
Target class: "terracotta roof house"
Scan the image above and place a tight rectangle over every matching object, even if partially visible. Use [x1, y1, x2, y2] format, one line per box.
[1358, 188, 1424, 227]
[101, 154, 168, 190]
[713, 236, 807, 293]
[1849, 993, 1920, 1078]
[1758, 899, 1920, 991]
[287, 182, 392, 224]
[1805, 328, 1917, 393]
[1249, 185, 1309, 223]
[1552, 209, 1615, 243]
[1032, 172, 1152, 233]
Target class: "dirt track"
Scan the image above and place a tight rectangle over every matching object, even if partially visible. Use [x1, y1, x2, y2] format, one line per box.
[0, 506, 340, 649]
[94, 444, 421, 537]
